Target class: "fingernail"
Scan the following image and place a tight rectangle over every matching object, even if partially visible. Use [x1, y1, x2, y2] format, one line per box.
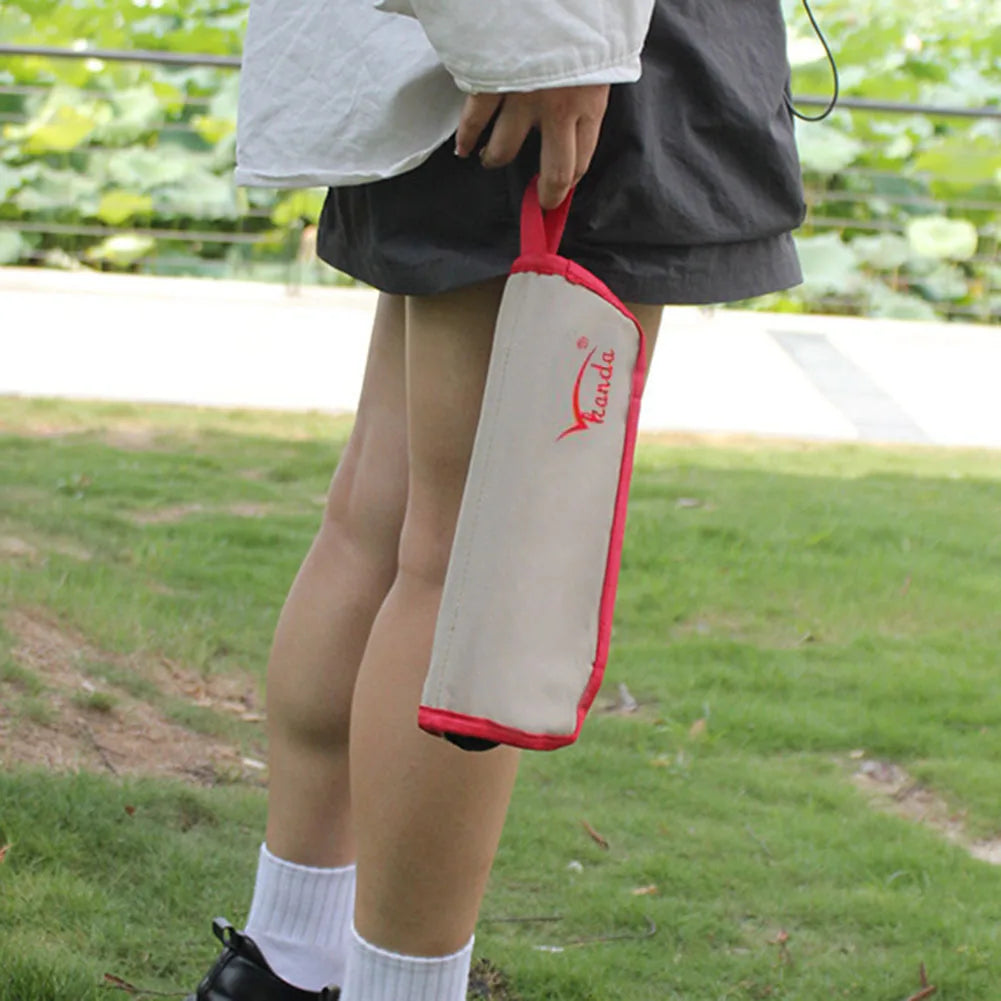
[479, 149, 495, 169]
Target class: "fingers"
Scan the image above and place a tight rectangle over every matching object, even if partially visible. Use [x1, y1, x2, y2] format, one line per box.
[479, 98, 534, 169]
[455, 94, 503, 158]
[538, 113, 577, 210]
[574, 111, 603, 182]
[465, 85, 610, 210]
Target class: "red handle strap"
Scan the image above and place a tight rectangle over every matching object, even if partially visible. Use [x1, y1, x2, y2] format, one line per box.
[520, 175, 574, 257]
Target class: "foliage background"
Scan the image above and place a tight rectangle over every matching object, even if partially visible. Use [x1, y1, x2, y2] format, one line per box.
[0, 0, 1000, 320]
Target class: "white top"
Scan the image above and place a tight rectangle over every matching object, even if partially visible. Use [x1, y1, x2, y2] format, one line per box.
[234, 0, 655, 188]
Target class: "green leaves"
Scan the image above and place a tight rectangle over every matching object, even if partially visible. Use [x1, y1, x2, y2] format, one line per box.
[102, 147, 196, 191]
[795, 234, 863, 296]
[96, 191, 154, 226]
[0, 229, 27, 265]
[5, 86, 110, 153]
[270, 190, 326, 228]
[783, 0, 1001, 319]
[851, 234, 912, 271]
[906, 217, 980, 261]
[796, 122, 864, 174]
[914, 136, 1001, 190]
[85, 234, 155, 267]
[154, 168, 238, 220]
[97, 85, 165, 145]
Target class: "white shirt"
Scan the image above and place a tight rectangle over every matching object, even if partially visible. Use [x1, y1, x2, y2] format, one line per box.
[234, 0, 655, 188]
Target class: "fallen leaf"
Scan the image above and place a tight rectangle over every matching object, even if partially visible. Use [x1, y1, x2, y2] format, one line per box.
[631, 884, 658, 896]
[903, 962, 938, 1001]
[580, 820, 610, 850]
[0, 844, 9, 864]
[768, 929, 793, 966]
[848, 749, 865, 760]
[103, 973, 138, 993]
[124, 805, 136, 817]
[242, 757, 266, 771]
[688, 718, 707, 739]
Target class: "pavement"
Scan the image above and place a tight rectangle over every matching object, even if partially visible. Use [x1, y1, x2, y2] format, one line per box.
[3, 266, 999, 448]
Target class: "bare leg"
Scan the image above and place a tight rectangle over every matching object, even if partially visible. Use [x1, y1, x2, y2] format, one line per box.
[349, 284, 663, 958]
[264, 293, 409, 868]
[349, 278, 518, 957]
[262, 295, 659, 875]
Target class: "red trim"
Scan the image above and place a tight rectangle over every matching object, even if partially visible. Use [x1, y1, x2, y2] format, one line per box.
[510, 253, 635, 314]
[419, 705, 578, 752]
[520, 176, 574, 256]
[568, 287, 647, 740]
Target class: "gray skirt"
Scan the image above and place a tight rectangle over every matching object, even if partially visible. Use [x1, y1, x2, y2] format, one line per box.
[317, 0, 806, 306]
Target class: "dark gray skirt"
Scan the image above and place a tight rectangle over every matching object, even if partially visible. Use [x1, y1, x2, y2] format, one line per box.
[317, 0, 806, 305]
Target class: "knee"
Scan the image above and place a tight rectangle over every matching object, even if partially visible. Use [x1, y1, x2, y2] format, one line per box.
[321, 418, 408, 578]
[395, 485, 468, 590]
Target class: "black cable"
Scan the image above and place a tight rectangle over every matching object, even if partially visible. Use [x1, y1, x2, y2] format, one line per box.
[788, 0, 840, 122]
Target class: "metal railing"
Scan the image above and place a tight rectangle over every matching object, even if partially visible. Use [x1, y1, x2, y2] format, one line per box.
[1, 43, 999, 319]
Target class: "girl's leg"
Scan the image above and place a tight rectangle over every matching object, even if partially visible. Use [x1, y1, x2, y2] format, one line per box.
[344, 285, 663, 1001]
[264, 292, 409, 867]
[348, 278, 518, 962]
[240, 293, 410, 993]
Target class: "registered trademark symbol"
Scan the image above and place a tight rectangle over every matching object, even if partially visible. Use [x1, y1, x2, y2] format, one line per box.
[577, 336, 589, 350]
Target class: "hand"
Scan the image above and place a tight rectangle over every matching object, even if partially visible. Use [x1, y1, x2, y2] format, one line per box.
[455, 85, 610, 210]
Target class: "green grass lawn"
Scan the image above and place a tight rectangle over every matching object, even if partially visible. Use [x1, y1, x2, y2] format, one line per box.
[2, 395, 1000, 1001]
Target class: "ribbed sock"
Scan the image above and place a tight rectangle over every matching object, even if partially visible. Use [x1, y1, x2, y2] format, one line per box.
[340, 925, 474, 1001]
[243, 842, 356, 992]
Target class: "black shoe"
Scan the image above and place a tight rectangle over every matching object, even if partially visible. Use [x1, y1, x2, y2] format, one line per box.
[185, 917, 340, 1001]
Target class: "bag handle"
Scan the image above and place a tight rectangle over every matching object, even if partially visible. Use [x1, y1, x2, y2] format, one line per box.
[520, 175, 574, 257]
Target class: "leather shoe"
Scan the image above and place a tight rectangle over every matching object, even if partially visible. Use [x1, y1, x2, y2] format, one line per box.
[185, 917, 339, 1001]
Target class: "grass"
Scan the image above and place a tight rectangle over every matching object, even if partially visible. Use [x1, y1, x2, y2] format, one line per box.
[2, 396, 1001, 1000]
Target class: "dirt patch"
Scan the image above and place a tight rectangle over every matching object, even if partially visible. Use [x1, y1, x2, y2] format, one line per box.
[0, 422, 88, 439]
[1, 608, 264, 784]
[127, 503, 206, 525]
[0, 534, 93, 563]
[852, 758, 1001, 866]
[46, 537, 93, 560]
[102, 427, 161, 451]
[1, 536, 38, 561]
[126, 502, 278, 525]
[225, 502, 272, 518]
[0, 421, 161, 450]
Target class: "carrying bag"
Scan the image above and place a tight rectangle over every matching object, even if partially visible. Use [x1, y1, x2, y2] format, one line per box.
[419, 177, 649, 751]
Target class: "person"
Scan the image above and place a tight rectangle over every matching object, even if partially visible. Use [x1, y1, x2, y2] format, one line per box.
[185, 1, 805, 999]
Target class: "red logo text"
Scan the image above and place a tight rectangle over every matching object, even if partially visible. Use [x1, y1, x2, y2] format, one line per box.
[558, 347, 616, 440]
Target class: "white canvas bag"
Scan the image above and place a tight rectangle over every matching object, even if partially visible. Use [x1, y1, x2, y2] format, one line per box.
[419, 178, 649, 751]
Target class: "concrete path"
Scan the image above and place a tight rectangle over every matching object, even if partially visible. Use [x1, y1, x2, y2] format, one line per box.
[3, 267, 999, 448]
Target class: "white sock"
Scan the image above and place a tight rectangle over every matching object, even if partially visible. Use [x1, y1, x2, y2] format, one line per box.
[341, 924, 474, 1001]
[244, 842, 356, 992]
